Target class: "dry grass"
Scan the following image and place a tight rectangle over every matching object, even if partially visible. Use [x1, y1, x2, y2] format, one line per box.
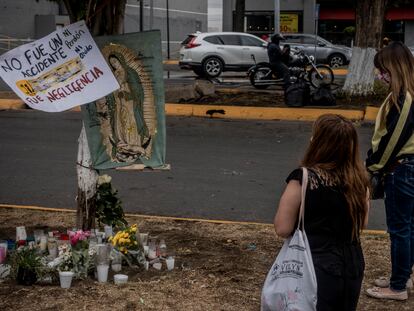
[0, 207, 413, 311]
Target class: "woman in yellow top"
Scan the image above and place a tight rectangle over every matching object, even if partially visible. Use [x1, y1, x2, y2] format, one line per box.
[366, 42, 414, 301]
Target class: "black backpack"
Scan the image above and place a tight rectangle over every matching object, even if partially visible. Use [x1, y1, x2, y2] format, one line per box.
[310, 84, 336, 106]
[284, 80, 310, 107]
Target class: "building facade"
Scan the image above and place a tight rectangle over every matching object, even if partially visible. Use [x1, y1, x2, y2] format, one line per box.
[318, 3, 414, 47]
[0, 0, 207, 58]
[125, 0, 207, 58]
[222, 0, 414, 47]
[222, 0, 317, 36]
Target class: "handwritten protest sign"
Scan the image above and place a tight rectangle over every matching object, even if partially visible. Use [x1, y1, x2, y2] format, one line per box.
[0, 21, 119, 112]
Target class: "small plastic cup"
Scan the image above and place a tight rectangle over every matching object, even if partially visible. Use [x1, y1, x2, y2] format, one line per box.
[166, 256, 175, 271]
[97, 264, 109, 283]
[114, 274, 128, 285]
[59, 271, 74, 289]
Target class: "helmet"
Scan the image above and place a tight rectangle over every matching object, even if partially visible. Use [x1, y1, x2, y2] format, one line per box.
[271, 33, 285, 43]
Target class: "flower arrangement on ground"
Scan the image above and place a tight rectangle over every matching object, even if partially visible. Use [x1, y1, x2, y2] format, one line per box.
[11, 246, 41, 285]
[109, 224, 145, 267]
[69, 230, 90, 278]
[95, 174, 127, 229]
[57, 244, 73, 272]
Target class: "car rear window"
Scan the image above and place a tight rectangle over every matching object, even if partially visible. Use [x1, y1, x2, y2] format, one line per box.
[203, 36, 223, 45]
[219, 35, 241, 46]
[181, 35, 196, 45]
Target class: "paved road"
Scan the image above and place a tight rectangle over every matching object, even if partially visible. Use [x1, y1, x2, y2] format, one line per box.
[0, 110, 385, 229]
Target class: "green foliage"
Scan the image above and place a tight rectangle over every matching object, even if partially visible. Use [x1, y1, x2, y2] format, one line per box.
[344, 26, 356, 36]
[11, 247, 41, 270]
[95, 177, 128, 229]
[10, 247, 41, 278]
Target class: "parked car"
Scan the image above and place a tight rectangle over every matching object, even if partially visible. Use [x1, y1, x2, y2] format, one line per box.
[282, 33, 352, 68]
[179, 32, 269, 78]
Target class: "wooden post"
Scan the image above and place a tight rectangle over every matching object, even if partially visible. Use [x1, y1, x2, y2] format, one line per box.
[76, 123, 99, 230]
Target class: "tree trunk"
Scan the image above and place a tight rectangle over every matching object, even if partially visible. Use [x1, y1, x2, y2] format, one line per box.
[63, 0, 126, 36]
[61, 0, 127, 229]
[76, 124, 99, 230]
[234, 0, 245, 32]
[342, 0, 387, 96]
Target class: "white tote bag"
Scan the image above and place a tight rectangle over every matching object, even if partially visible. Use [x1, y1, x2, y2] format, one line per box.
[261, 167, 317, 311]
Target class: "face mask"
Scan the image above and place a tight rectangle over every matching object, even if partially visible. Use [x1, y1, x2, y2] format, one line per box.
[377, 72, 390, 83]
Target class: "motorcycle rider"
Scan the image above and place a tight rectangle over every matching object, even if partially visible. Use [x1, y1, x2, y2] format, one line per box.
[267, 33, 290, 87]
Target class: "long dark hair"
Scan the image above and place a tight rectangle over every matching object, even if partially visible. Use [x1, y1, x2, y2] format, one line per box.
[301, 114, 369, 240]
[374, 41, 414, 108]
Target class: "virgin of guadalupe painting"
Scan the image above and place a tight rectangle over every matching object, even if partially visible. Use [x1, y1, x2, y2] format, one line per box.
[104, 45, 157, 163]
[81, 31, 165, 170]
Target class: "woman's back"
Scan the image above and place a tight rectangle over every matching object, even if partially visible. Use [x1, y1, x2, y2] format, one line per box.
[287, 168, 364, 277]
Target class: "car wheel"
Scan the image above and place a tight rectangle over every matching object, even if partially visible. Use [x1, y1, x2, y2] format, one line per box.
[202, 57, 223, 78]
[328, 53, 346, 68]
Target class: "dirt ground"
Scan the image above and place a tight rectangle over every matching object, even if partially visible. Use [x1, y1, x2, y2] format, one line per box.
[0, 207, 413, 311]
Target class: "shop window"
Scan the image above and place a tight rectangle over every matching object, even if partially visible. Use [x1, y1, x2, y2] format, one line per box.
[318, 20, 355, 46]
[239, 11, 303, 37]
[384, 21, 404, 42]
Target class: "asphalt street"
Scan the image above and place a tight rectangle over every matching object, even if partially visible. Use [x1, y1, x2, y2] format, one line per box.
[163, 64, 347, 91]
[0, 110, 386, 230]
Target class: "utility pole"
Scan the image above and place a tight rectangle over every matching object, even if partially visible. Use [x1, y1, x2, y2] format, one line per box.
[140, 0, 144, 31]
[150, 0, 154, 29]
[166, 0, 170, 60]
[274, 0, 280, 34]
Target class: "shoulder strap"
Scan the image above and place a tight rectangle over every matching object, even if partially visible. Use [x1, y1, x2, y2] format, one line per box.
[297, 167, 308, 231]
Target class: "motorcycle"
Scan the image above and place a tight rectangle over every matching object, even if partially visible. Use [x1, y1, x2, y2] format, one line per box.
[247, 49, 334, 89]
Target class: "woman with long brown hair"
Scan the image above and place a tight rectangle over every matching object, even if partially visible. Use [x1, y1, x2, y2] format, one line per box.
[366, 41, 414, 301]
[274, 114, 370, 310]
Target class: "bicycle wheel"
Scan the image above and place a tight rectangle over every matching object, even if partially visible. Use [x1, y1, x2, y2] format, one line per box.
[309, 65, 334, 88]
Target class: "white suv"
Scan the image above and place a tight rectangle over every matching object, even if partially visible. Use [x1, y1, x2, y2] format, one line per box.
[179, 32, 268, 78]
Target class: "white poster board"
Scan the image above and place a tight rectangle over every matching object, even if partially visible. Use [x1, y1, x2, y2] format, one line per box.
[0, 21, 119, 112]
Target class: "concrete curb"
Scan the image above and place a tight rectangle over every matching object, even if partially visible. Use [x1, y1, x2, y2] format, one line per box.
[0, 99, 26, 110]
[0, 99, 378, 122]
[166, 103, 379, 122]
[163, 60, 179, 65]
[0, 204, 386, 234]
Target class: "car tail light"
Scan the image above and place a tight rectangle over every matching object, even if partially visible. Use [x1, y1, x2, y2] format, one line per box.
[185, 37, 200, 49]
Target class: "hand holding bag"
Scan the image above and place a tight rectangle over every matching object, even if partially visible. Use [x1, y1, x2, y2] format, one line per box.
[261, 167, 317, 311]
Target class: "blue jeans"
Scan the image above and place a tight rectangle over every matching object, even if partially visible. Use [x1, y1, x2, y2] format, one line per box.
[384, 157, 414, 291]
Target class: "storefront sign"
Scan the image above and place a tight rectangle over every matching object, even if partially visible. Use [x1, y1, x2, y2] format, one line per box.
[0, 21, 119, 112]
[280, 14, 299, 33]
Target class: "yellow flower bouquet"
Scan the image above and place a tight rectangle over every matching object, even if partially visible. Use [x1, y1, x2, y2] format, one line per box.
[109, 224, 145, 267]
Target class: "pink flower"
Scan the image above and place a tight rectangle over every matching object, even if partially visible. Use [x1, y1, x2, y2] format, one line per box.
[68, 230, 90, 246]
